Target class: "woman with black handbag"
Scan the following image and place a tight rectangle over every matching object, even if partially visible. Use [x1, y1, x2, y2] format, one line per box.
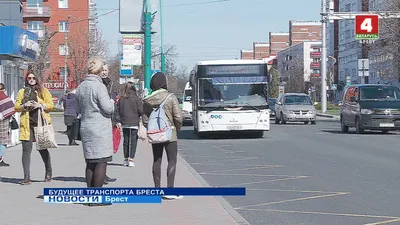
[0, 83, 16, 167]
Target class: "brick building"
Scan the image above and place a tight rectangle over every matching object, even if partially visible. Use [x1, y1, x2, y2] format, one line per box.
[240, 50, 253, 60]
[269, 32, 289, 56]
[22, 0, 90, 88]
[289, 21, 322, 46]
[253, 42, 270, 59]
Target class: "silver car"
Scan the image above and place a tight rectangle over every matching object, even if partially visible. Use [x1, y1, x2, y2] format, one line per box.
[274, 93, 317, 124]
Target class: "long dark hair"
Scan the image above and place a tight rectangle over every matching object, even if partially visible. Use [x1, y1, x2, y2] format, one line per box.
[122, 82, 137, 98]
[25, 68, 44, 98]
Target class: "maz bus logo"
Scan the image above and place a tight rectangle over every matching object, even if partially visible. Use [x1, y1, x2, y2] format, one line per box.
[210, 115, 222, 119]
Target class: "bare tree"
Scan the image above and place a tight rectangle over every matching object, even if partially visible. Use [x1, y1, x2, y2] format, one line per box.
[369, 0, 400, 82]
[68, 28, 108, 86]
[89, 29, 109, 58]
[268, 66, 280, 98]
[286, 58, 305, 93]
[28, 27, 57, 81]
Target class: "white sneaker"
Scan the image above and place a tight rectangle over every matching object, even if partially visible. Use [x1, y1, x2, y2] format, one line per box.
[128, 159, 135, 167]
[123, 158, 129, 167]
[163, 195, 183, 200]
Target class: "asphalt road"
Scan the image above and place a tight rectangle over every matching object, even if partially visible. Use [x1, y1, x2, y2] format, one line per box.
[177, 120, 400, 225]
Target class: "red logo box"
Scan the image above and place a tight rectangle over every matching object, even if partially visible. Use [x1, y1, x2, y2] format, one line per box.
[355, 15, 379, 40]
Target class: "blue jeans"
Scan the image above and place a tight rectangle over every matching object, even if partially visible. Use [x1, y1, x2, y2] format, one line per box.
[0, 144, 6, 161]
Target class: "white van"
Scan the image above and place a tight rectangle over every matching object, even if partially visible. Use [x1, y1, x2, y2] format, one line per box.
[182, 82, 193, 124]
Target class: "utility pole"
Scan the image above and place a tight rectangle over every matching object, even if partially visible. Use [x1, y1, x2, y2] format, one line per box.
[64, 15, 71, 94]
[143, 0, 152, 93]
[321, 0, 328, 113]
[159, 0, 166, 74]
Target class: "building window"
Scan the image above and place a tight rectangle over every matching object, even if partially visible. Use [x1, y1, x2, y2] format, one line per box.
[59, 21, 69, 32]
[27, 0, 43, 7]
[59, 45, 69, 56]
[59, 67, 70, 79]
[58, 0, 69, 8]
[27, 21, 44, 31]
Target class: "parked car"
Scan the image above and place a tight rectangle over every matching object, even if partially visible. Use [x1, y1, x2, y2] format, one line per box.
[340, 84, 400, 134]
[274, 93, 317, 124]
[269, 98, 277, 116]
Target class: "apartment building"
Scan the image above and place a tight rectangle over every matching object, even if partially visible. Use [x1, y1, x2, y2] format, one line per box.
[277, 41, 322, 85]
[289, 21, 322, 46]
[253, 42, 270, 59]
[23, 0, 90, 88]
[269, 32, 289, 56]
[240, 50, 253, 60]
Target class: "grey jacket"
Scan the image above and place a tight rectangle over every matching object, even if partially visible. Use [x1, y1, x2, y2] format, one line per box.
[76, 75, 114, 160]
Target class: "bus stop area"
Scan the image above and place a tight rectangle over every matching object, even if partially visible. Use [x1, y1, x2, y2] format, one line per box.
[0, 117, 247, 225]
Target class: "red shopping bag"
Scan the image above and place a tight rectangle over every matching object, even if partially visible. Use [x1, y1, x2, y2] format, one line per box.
[113, 127, 121, 154]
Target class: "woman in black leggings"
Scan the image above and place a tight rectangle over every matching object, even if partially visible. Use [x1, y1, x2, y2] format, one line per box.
[76, 57, 115, 206]
[142, 72, 183, 200]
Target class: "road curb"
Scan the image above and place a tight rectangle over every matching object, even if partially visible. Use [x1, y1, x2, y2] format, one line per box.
[317, 113, 339, 119]
[178, 154, 251, 225]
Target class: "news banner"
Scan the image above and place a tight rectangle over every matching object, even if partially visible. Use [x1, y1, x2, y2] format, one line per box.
[43, 187, 246, 204]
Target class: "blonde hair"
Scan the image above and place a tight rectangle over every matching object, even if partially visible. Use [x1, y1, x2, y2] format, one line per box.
[88, 56, 104, 75]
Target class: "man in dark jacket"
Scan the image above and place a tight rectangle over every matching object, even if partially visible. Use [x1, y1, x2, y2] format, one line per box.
[101, 63, 117, 184]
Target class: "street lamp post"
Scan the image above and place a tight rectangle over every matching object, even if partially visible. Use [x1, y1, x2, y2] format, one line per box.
[320, 0, 328, 113]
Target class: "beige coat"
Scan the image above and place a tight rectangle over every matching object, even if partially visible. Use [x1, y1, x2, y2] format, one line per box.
[142, 89, 183, 142]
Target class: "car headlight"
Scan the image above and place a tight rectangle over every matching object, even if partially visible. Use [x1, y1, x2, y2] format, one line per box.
[360, 109, 374, 115]
[182, 110, 189, 114]
[308, 110, 316, 114]
[284, 110, 294, 114]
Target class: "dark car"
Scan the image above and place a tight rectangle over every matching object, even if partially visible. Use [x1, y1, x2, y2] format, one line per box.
[340, 84, 400, 134]
[269, 98, 277, 116]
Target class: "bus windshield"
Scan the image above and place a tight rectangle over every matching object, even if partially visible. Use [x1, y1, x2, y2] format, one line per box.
[198, 78, 267, 107]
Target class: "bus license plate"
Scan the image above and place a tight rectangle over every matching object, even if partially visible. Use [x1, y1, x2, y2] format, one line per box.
[380, 123, 394, 127]
[227, 125, 242, 130]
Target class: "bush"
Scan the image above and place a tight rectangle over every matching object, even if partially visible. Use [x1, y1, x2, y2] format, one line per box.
[314, 102, 340, 111]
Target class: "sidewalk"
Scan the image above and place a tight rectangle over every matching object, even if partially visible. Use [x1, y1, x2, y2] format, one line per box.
[0, 117, 248, 225]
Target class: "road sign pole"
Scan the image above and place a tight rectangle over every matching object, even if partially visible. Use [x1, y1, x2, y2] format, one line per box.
[144, 1, 152, 94]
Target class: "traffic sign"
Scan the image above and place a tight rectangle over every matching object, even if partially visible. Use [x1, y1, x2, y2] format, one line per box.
[355, 15, 379, 40]
[358, 59, 369, 70]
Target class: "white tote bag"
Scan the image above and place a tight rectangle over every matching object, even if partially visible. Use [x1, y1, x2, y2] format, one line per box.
[34, 108, 58, 150]
[138, 120, 147, 141]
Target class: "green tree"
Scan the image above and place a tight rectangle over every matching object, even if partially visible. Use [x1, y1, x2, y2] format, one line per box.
[268, 68, 279, 98]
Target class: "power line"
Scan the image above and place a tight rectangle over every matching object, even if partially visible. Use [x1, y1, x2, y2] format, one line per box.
[164, 0, 230, 8]
[43, 9, 119, 28]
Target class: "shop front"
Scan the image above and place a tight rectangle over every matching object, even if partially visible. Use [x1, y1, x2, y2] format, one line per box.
[0, 26, 38, 146]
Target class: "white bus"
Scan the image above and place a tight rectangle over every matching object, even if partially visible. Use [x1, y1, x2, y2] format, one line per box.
[189, 60, 270, 138]
[182, 82, 193, 124]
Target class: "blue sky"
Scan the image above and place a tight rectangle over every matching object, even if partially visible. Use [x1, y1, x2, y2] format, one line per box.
[96, 0, 321, 70]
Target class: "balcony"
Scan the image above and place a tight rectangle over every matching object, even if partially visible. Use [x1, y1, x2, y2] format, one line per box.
[310, 62, 320, 69]
[310, 51, 321, 58]
[29, 30, 45, 40]
[310, 73, 321, 78]
[23, 6, 51, 18]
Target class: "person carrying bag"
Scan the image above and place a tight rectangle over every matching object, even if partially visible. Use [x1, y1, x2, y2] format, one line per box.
[15, 70, 54, 185]
[0, 83, 16, 167]
[34, 108, 57, 150]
